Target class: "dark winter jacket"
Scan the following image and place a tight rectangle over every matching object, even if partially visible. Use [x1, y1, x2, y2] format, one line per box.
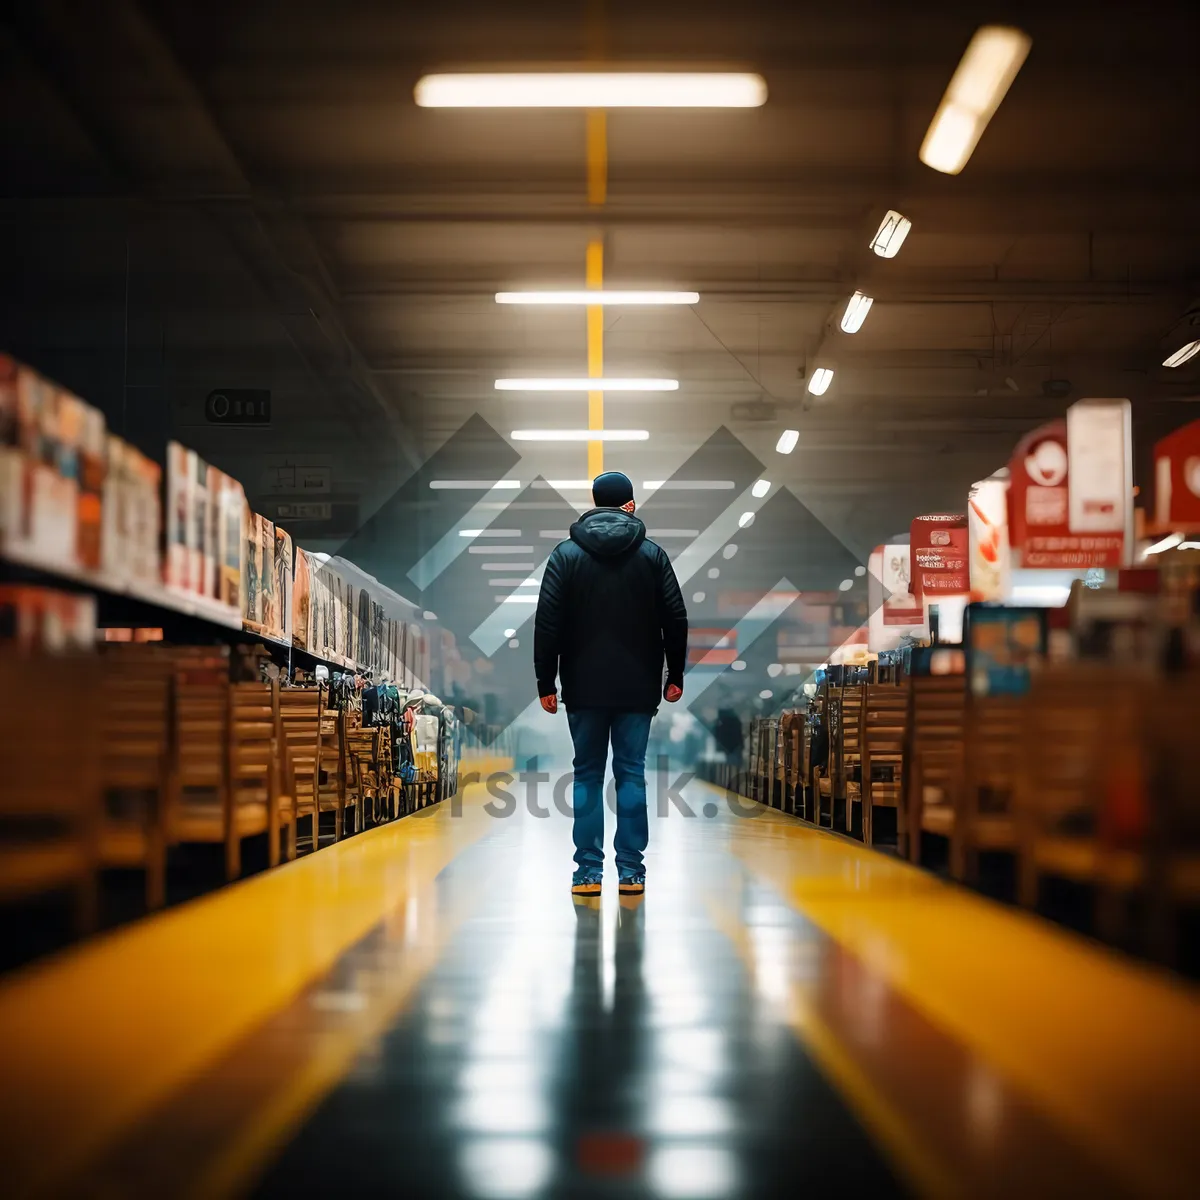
[534, 508, 689, 712]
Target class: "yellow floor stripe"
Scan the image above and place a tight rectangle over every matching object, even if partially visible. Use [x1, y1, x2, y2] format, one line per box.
[710, 786, 1200, 1198]
[705, 891, 958, 1200]
[0, 787, 496, 1199]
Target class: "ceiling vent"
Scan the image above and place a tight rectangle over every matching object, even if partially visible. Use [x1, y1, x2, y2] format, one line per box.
[731, 399, 778, 422]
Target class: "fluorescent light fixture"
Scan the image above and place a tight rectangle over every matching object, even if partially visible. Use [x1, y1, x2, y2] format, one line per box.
[839, 579, 854, 592]
[1144, 532, 1183, 556]
[776, 429, 799, 454]
[1163, 340, 1200, 368]
[869, 210, 912, 259]
[539, 479, 594, 489]
[738, 512, 755, 528]
[643, 480, 735, 491]
[731, 661, 746, 671]
[751, 479, 770, 498]
[490, 578, 537, 587]
[504, 628, 517, 638]
[767, 663, 783, 678]
[499, 595, 541, 604]
[423, 611, 437, 620]
[511, 429, 649, 442]
[496, 378, 677, 391]
[1179, 542, 1200, 551]
[839, 291, 874, 334]
[920, 26, 1031, 176]
[458, 529, 521, 538]
[414, 72, 768, 109]
[807, 367, 834, 396]
[429, 479, 520, 490]
[496, 290, 699, 305]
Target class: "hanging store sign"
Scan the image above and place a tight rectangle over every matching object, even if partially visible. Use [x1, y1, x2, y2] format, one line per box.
[868, 544, 925, 652]
[968, 475, 1011, 602]
[273, 501, 332, 522]
[262, 463, 332, 496]
[1152, 418, 1200, 533]
[910, 514, 969, 601]
[1009, 399, 1132, 569]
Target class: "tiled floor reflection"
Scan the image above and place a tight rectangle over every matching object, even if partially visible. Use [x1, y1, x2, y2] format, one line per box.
[256, 791, 901, 1198]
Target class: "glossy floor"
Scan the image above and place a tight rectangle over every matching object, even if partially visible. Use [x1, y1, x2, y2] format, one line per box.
[0, 767, 1197, 1199]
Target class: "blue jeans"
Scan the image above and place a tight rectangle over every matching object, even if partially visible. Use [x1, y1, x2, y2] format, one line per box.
[566, 708, 653, 880]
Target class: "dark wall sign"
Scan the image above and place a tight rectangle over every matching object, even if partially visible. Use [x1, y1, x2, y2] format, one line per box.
[205, 389, 271, 425]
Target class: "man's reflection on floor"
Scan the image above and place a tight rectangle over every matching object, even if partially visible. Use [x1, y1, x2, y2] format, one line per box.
[564, 895, 649, 1184]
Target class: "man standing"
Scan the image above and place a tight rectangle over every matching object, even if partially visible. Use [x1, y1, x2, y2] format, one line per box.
[534, 471, 689, 897]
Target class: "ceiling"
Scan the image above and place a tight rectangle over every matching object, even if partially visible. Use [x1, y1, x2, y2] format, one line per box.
[3, 0, 1200, 569]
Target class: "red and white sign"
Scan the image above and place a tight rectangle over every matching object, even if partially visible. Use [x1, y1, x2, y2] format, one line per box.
[868, 544, 925, 652]
[1009, 400, 1131, 569]
[1152, 418, 1200, 533]
[910, 514, 969, 601]
[968, 475, 1010, 602]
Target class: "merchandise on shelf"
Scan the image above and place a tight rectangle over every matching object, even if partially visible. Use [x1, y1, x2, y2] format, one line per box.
[217, 473, 245, 611]
[258, 513, 277, 635]
[0, 585, 97, 652]
[165, 441, 191, 590]
[77, 402, 106, 571]
[292, 546, 312, 650]
[0, 356, 22, 543]
[101, 435, 163, 589]
[189, 449, 208, 597]
[242, 496, 260, 625]
[273, 525, 293, 642]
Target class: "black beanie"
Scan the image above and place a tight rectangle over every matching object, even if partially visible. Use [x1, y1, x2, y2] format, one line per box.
[592, 471, 635, 508]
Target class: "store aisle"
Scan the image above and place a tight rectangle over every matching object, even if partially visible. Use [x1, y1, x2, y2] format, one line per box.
[1, 766, 1196, 1199]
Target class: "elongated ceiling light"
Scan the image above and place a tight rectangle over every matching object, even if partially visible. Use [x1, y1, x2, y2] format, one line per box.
[496, 291, 699, 305]
[869, 211, 911, 259]
[920, 26, 1032, 176]
[776, 429, 799, 454]
[1163, 340, 1200, 368]
[839, 291, 874, 334]
[496, 377, 678, 391]
[511, 429, 649, 442]
[807, 367, 834, 397]
[414, 72, 768, 108]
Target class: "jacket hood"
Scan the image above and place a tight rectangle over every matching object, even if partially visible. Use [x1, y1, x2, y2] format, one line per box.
[569, 508, 647, 558]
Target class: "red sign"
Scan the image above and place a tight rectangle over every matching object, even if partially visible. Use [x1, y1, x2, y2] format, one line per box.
[1152, 418, 1200, 533]
[1009, 419, 1125, 569]
[910, 514, 969, 601]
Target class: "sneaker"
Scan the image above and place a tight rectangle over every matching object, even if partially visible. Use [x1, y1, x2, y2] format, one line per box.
[618, 873, 645, 896]
[571, 873, 602, 896]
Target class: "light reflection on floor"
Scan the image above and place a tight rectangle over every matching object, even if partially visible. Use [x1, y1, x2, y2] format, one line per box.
[256, 772, 900, 1198]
